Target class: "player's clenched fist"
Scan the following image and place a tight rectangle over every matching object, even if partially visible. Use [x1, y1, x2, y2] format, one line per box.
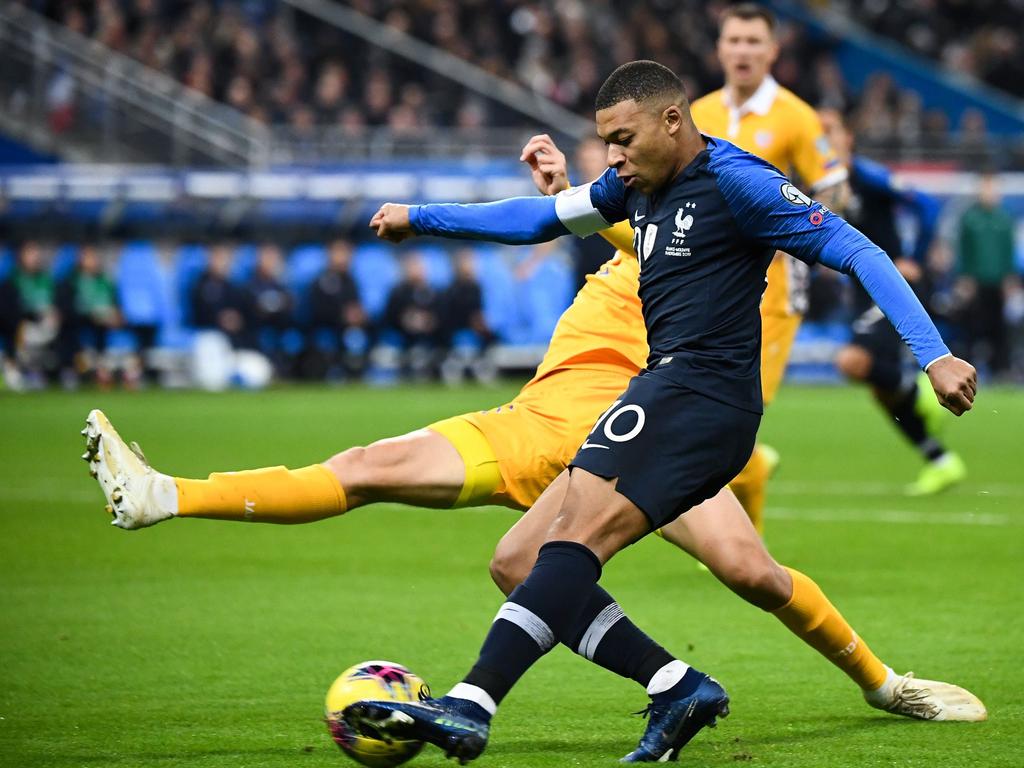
[370, 203, 416, 243]
[926, 355, 978, 416]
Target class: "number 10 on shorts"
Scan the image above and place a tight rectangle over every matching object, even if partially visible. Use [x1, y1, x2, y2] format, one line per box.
[581, 400, 647, 450]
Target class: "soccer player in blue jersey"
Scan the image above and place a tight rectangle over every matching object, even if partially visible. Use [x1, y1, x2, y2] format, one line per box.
[819, 107, 967, 495]
[345, 60, 979, 763]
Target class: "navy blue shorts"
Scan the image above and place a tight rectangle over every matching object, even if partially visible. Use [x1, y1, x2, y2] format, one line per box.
[569, 370, 760, 530]
[850, 304, 902, 368]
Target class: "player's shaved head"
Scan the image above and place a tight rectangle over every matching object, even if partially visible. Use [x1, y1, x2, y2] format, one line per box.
[595, 60, 688, 113]
[593, 61, 703, 197]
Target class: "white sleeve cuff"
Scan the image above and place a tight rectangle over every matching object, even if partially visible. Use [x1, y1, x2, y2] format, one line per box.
[554, 183, 610, 237]
[810, 167, 849, 193]
[924, 352, 952, 371]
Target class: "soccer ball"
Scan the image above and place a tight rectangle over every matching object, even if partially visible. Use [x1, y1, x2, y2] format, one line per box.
[325, 660, 430, 768]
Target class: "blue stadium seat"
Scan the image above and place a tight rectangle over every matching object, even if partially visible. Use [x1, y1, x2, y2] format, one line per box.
[287, 244, 327, 292]
[287, 244, 328, 326]
[0, 246, 13, 280]
[231, 244, 259, 282]
[171, 244, 209, 327]
[51, 244, 79, 281]
[517, 254, 572, 344]
[116, 241, 166, 327]
[353, 243, 400, 320]
[474, 247, 518, 342]
[412, 245, 454, 288]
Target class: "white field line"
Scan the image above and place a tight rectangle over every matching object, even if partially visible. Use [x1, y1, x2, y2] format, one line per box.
[769, 506, 1018, 527]
[772, 480, 1024, 498]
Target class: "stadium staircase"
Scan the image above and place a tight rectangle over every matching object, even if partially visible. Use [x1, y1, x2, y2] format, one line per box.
[0, 4, 269, 167]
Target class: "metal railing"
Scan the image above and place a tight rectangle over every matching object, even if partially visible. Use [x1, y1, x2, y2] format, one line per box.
[266, 125, 570, 163]
[0, 4, 269, 167]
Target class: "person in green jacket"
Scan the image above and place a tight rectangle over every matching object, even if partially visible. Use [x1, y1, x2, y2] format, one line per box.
[10, 241, 58, 388]
[56, 244, 122, 387]
[957, 172, 1019, 377]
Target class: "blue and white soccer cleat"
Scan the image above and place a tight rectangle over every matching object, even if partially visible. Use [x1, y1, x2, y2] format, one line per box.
[343, 695, 491, 765]
[620, 675, 730, 763]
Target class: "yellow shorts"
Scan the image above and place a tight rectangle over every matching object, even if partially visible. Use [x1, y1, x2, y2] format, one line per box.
[760, 313, 802, 405]
[429, 367, 635, 510]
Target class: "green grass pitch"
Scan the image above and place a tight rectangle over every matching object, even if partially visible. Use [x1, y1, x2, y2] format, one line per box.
[1, 382, 1022, 767]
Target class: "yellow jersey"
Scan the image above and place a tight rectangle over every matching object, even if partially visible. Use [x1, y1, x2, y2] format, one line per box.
[525, 249, 646, 387]
[689, 76, 846, 316]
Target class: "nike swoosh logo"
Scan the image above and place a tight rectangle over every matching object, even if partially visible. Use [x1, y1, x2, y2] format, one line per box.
[634, 213, 645, 221]
[580, 441, 610, 450]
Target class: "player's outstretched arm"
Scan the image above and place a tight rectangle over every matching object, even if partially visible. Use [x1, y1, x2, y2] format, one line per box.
[371, 169, 627, 246]
[371, 197, 568, 245]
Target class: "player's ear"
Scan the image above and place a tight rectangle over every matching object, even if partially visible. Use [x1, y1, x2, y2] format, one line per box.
[662, 105, 683, 136]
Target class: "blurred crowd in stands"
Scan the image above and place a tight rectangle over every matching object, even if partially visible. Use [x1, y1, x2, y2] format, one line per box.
[18, 0, 1021, 164]
[2, 166, 1022, 390]
[829, 0, 1024, 99]
[0, 237, 518, 391]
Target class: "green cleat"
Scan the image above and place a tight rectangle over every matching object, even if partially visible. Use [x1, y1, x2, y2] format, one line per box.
[914, 371, 950, 437]
[759, 443, 781, 479]
[905, 453, 967, 497]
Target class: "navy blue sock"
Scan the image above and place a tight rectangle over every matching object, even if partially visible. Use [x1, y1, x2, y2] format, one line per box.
[568, 585, 676, 688]
[463, 541, 601, 705]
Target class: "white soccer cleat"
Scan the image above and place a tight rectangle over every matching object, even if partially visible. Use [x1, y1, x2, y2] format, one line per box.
[865, 669, 987, 722]
[82, 409, 178, 530]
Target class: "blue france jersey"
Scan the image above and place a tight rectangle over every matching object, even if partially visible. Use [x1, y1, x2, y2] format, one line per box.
[558, 137, 849, 413]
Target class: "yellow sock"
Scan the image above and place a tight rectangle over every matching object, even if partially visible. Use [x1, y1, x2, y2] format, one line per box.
[773, 568, 888, 691]
[729, 444, 770, 534]
[176, 464, 347, 523]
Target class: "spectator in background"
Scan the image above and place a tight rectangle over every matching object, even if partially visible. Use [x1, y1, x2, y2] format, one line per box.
[55, 244, 121, 389]
[957, 171, 1018, 378]
[191, 244, 247, 347]
[441, 249, 496, 385]
[444, 249, 493, 347]
[383, 253, 443, 379]
[0, 268, 23, 390]
[310, 239, 368, 378]
[247, 243, 294, 373]
[11, 241, 59, 388]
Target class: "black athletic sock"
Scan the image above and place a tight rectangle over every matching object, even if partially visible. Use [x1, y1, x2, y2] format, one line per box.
[463, 541, 602, 705]
[567, 585, 675, 688]
[877, 383, 946, 462]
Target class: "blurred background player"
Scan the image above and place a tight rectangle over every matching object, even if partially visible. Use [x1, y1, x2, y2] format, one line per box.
[819, 107, 967, 496]
[687, 3, 850, 532]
